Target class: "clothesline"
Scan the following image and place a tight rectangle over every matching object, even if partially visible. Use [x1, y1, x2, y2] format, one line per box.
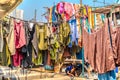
[42, 3, 120, 25]
[1, 3, 118, 26]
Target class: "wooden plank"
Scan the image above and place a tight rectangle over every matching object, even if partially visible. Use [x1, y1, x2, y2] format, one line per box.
[64, 59, 82, 63]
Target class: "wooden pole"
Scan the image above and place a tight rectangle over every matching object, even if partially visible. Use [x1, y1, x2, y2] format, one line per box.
[79, 0, 85, 78]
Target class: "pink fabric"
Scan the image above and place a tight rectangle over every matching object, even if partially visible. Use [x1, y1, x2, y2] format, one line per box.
[57, 2, 64, 14]
[13, 20, 26, 67]
[14, 21, 26, 48]
[64, 2, 74, 21]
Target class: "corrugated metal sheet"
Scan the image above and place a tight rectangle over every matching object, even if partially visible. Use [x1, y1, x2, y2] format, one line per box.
[92, 4, 120, 13]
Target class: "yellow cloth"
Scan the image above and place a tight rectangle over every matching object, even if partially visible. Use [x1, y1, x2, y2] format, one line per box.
[63, 22, 70, 38]
[49, 7, 52, 23]
[2, 39, 11, 66]
[63, 22, 70, 46]
[91, 13, 95, 28]
[59, 24, 63, 44]
[50, 48, 57, 60]
[83, 6, 87, 16]
[6, 18, 15, 55]
[88, 7, 92, 28]
[36, 24, 47, 50]
[5, 41, 11, 66]
[32, 50, 42, 65]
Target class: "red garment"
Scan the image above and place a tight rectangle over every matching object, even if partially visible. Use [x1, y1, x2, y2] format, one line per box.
[52, 26, 56, 33]
[13, 20, 26, 67]
[14, 21, 26, 48]
[13, 49, 23, 67]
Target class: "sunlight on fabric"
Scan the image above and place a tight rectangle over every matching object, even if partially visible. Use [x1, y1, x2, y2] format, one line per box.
[0, 0, 23, 19]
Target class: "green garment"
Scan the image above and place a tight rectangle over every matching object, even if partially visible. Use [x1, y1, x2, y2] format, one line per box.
[59, 24, 64, 44]
[62, 22, 70, 46]
[32, 50, 42, 65]
[59, 22, 70, 46]
[1, 39, 11, 66]
[50, 48, 56, 60]
[49, 35, 60, 60]
[62, 22, 70, 38]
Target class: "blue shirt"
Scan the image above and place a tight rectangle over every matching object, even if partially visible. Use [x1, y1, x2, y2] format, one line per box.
[65, 65, 73, 73]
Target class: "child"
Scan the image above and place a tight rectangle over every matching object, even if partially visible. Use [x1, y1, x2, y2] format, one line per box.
[65, 63, 77, 77]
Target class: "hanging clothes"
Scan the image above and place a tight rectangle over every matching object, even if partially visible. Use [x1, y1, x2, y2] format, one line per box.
[62, 22, 71, 46]
[52, 6, 57, 22]
[74, 4, 81, 47]
[59, 23, 64, 45]
[14, 20, 26, 49]
[2, 20, 11, 66]
[6, 18, 16, 55]
[56, 2, 64, 14]
[82, 6, 87, 16]
[49, 7, 53, 22]
[98, 70, 116, 80]
[64, 2, 75, 21]
[74, 4, 81, 19]
[69, 19, 78, 47]
[23, 22, 37, 66]
[112, 27, 120, 66]
[83, 18, 116, 74]
[88, 6, 93, 28]
[37, 24, 48, 50]
[0, 22, 4, 52]
[13, 20, 26, 67]
[30, 23, 38, 56]
[32, 49, 42, 66]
